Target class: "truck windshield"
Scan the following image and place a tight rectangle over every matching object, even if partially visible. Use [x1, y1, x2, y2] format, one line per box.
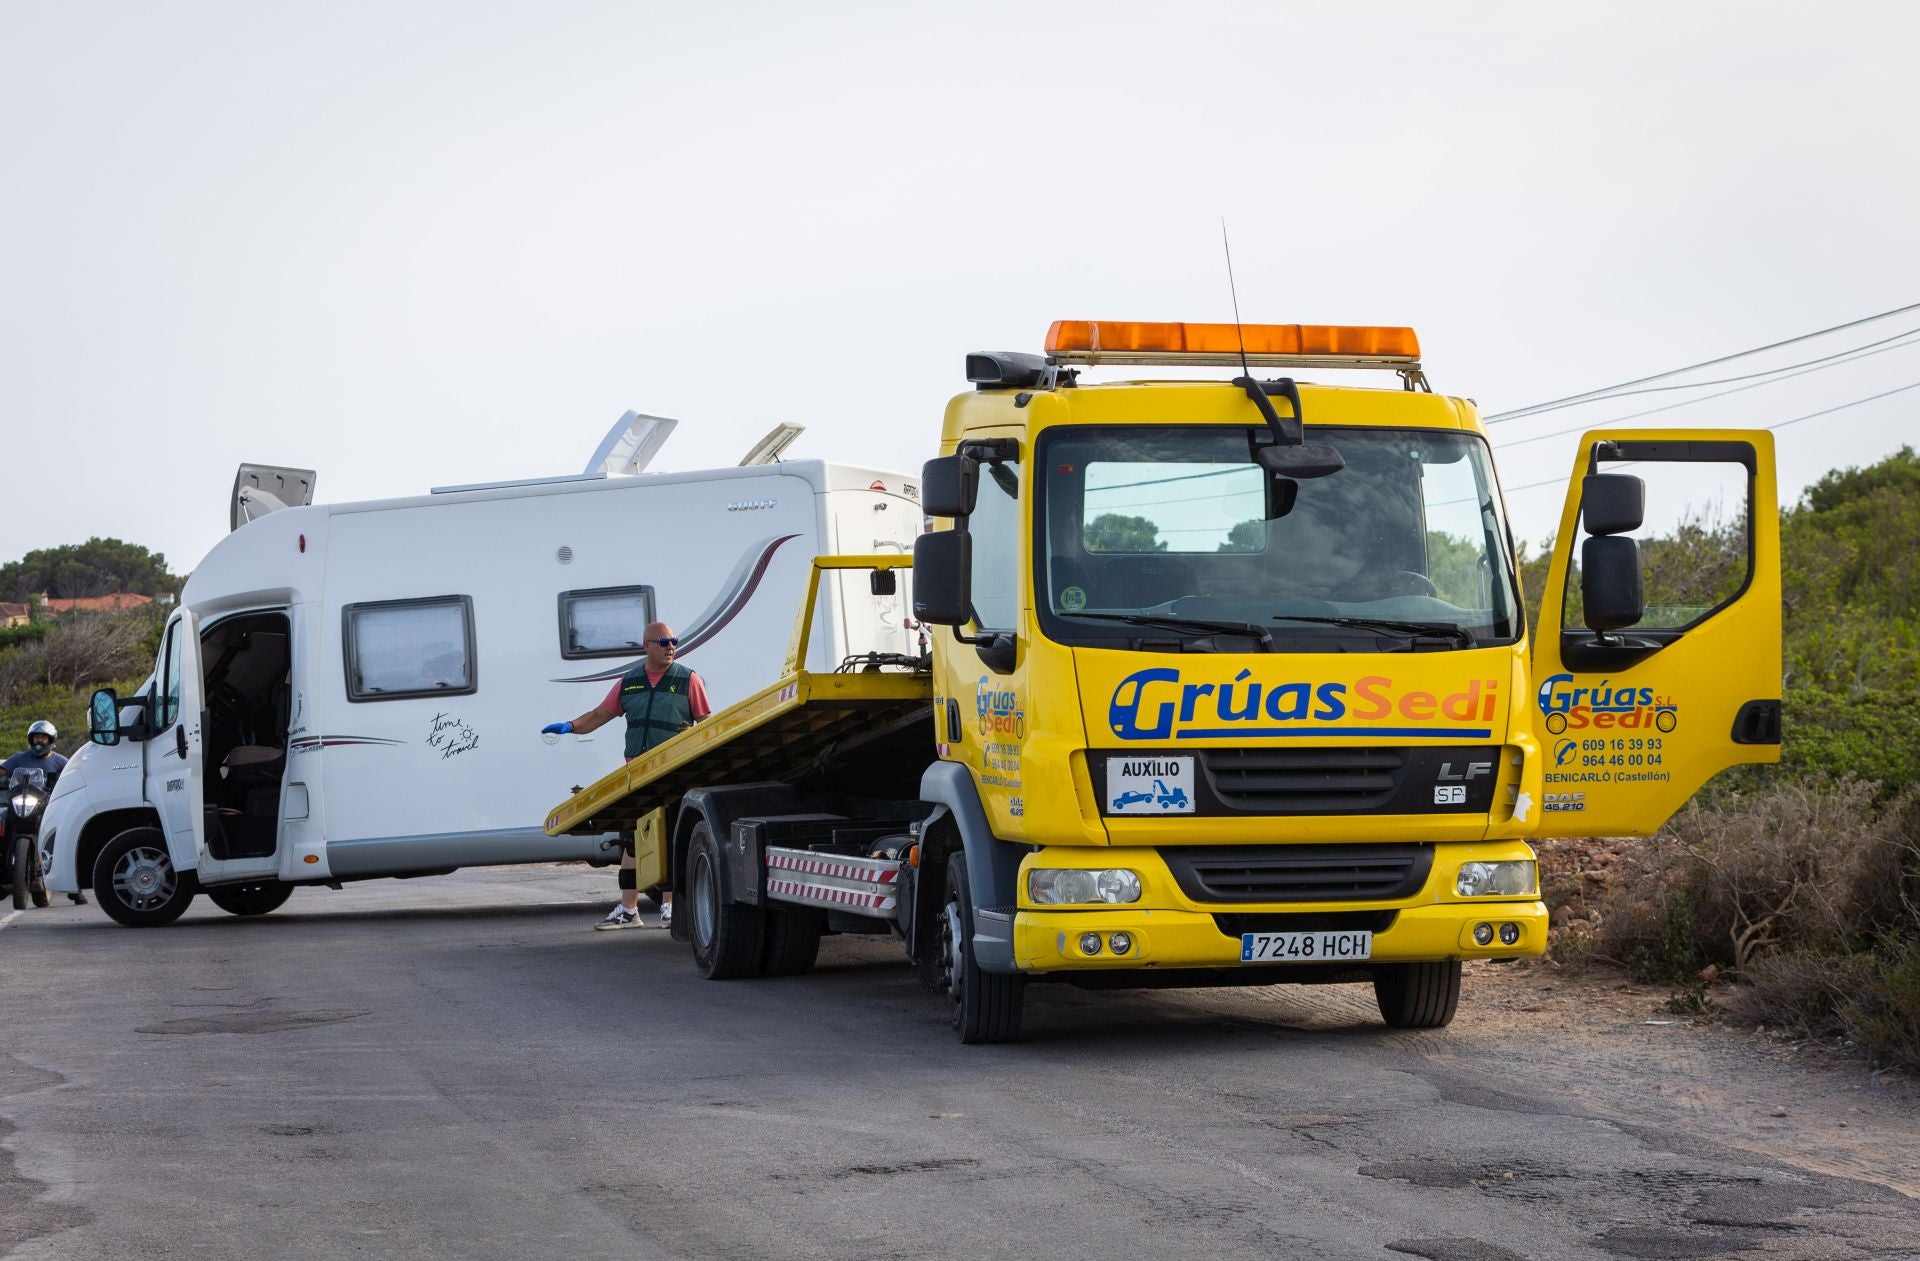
[1035, 425, 1522, 651]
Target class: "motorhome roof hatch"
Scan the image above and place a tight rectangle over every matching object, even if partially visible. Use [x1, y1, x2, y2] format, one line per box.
[230, 464, 317, 532]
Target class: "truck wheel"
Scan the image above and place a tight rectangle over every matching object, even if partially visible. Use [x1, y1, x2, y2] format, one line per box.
[206, 881, 294, 917]
[10, 836, 30, 911]
[761, 908, 824, 977]
[940, 853, 1024, 1044]
[1373, 961, 1461, 1029]
[92, 827, 199, 928]
[686, 821, 764, 979]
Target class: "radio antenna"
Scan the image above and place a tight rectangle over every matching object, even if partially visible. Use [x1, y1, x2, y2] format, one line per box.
[1221, 217, 1253, 381]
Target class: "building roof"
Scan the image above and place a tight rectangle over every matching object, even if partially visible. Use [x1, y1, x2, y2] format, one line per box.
[41, 593, 155, 614]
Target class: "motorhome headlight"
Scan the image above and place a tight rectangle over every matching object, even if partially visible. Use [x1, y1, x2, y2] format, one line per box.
[1456, 860, 1535, 898]
[1027, 867, 1144, 905]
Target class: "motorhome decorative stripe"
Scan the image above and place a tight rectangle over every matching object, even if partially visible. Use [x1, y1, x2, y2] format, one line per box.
[549, 533, 802, 683]
[766, 877, 895, 911]
[291, 735, 407, 749]
[766, 851, 899, 883]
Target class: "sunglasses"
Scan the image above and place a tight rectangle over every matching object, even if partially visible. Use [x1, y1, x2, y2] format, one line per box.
[650, 637, 680, 648]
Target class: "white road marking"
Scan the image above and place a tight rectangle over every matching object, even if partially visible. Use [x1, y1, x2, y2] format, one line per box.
[0, 910, 21, 932]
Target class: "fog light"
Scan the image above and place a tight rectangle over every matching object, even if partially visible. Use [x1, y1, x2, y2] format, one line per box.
[1499, 922, 1521, 946]
[1473, 922, 1494, 946]
[1079, 932, 1103, 955]
[1109, 932, 1133, 956]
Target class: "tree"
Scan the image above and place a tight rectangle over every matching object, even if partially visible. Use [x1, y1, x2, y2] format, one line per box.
[1084, 514, 1167, 553]
[0, 538, 181, 601]
[1217, 519, 1264, 553]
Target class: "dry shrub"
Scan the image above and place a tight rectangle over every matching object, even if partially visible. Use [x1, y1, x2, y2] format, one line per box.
[1726, 951, 1878, 1037]
[1590, 778, 1908, 982]
[0, 615, 149, 706]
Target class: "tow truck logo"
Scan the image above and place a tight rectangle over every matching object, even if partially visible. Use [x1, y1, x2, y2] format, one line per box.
[1536, 674, 1678, 735]
[976, 676, 1025, 739]
[1106, 667, 1498, 741]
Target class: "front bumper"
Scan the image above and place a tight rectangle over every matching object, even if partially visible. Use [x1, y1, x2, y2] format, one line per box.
[1011, 841, 1547, 975]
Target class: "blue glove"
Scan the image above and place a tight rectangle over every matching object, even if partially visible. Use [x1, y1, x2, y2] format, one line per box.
[541, 721, 573, 735]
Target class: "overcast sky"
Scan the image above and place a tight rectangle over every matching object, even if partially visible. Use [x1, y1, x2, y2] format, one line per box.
[3, 1, 1916, 576]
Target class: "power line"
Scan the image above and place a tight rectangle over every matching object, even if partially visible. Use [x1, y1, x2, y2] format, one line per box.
[1484, 301, 1920, 425]
[1494, 329, 1920, 450]
[1493, 378, 1920, 497]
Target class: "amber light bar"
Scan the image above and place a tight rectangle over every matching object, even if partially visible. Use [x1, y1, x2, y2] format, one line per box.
[1044, 320, 1421, 369]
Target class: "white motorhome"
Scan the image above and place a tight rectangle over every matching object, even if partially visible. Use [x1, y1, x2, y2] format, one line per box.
[42, 415, 922, 925]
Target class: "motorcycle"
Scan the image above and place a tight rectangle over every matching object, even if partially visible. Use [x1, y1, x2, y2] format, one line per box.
[5, 767, 53, 910]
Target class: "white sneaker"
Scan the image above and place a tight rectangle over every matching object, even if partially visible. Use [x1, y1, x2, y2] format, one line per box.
[659, 902, 673, 929]
[594, 905, 642, 931]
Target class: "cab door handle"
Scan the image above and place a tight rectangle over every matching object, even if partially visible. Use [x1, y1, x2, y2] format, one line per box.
[175, 724, 188, 759]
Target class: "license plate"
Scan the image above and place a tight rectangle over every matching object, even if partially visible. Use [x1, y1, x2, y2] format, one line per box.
[1240, 931, 1373, 963]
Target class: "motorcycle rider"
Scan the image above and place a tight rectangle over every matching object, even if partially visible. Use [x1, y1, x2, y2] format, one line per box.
[2, 721, 85, 905]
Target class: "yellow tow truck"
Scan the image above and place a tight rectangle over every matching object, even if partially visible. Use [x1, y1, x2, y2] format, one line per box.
[546, 319, 1782, 1042]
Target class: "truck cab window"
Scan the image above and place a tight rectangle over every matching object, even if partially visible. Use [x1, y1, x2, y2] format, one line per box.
[969, 456, 1022, 631]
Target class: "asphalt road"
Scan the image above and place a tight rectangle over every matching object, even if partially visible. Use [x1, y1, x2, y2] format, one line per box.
[3, 868, 1917, 1261]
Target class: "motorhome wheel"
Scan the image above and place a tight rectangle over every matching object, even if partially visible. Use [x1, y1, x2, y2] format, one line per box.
[92, 827, 199, 927]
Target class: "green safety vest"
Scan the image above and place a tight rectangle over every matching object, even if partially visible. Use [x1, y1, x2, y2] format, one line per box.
[621, 661, 695, 759]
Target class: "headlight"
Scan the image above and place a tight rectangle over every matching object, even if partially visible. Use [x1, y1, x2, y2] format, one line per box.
[1456, 860, 1535, 897]
[12, 796, 38, 817]
[1028, 867, 1143, 905]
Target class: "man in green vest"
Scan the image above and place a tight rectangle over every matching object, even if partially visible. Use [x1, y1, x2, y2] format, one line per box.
[542, 621, 711, 929]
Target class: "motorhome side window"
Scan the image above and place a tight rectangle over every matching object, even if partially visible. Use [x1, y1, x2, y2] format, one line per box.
[157, 623, 184, 729]
[342, 596, 477, 702]
[558, 585, 657, 659]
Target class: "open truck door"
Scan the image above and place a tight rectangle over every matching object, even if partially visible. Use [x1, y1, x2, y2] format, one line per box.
[1531, 430, 1782, 836]
[148, 609, 210, 871]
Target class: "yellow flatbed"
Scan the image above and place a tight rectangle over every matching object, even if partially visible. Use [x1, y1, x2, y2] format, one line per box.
[544, 555, 929, 838]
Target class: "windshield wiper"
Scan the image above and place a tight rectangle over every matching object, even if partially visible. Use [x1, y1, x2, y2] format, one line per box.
[1270, 615, 1476, 646]
[1069, 611, 1273, 650]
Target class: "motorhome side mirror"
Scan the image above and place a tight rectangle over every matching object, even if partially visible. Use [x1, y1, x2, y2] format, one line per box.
[1581, 474, 1645, 537]
[869, 569, 898, 597]
[89, 688, 121, 746]
[911, 530, 972, 625]
[920, 455, 979, 519]
[1581, 535, 1644, 632]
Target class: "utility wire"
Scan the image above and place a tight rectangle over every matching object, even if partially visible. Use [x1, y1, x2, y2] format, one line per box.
[1494, 379, 1920, 497]
[1494, 329, 1920, 450]
[1484, 301, 1920, 424]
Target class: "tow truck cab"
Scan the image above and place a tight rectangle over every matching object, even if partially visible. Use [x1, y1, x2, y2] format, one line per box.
[909, 319, 1780, 1033]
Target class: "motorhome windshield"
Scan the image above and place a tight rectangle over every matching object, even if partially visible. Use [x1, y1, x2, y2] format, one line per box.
[1035, 425, 1522, 651]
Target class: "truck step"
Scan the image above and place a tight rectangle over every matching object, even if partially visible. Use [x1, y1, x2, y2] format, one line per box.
[764, 847, 901, 919]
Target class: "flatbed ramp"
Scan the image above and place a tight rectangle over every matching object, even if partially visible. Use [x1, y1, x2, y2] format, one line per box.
[544, 555, 929, 837]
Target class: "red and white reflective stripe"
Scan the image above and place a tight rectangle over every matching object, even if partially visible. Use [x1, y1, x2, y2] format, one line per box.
[766, 850, 899, 884]
[766, 877, 896, 912]
[776, 682, 799, 703]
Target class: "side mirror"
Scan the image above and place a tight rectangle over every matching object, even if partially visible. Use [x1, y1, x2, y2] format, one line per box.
[869, 569, 898, 597]
[1581, 474, 1645, 536]
[90, 688, 121, 746]
[920, 455, 980, 518]
[1581, 536, 1644, 632]
[911, 531, 972, 625]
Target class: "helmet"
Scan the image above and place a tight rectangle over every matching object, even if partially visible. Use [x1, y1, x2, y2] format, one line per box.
[27, 720, 56, 754]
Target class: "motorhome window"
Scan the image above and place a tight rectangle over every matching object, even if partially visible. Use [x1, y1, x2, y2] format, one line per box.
[558, 586, 657, 659]
[1035, 425, 1523, 651]
[342, 596, 477, 702]
[157, 625, 184, 729]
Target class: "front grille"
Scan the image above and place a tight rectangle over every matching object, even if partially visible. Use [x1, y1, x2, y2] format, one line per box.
[1200, 747, 1407, 811]
[1163, 844, 1433, 904]
[1213, 910, 1398, 937]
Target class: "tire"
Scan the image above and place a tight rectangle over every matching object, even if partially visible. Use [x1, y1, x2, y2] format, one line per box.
[206, 881, 294, 917]
[92, 827, 199, 928]
[686, 821, 764, 979]
[761, 907, 824, 977]
[939, 853, 1025, 1044]
[10, 835, 28, 911]
[1373, 960, 1462, 1029]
